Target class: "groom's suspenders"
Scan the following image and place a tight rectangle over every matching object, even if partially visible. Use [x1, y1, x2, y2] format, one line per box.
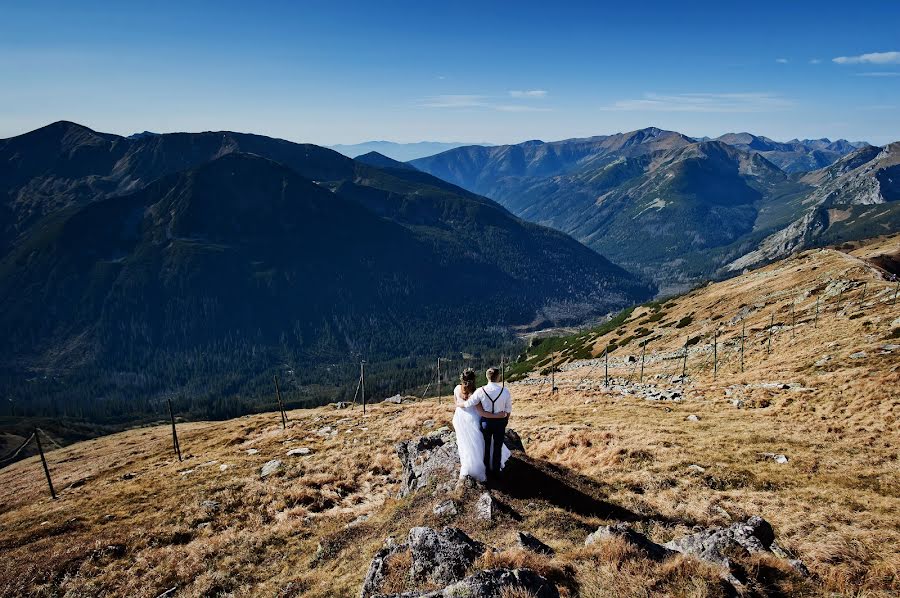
[481, 386, 503, 414]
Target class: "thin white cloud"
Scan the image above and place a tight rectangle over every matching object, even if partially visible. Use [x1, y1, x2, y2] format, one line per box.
[420, 95, 488, 108]
[833, 51, 900, 65]
[809, 59, 822, 65]
[598, 92, 793, 113]
[775, 58, 789, 64]
[420, 92, 552, 112]
[495, 104, 552, 112]
[855, 71, 900, 77]
[509, 89, 547, 98]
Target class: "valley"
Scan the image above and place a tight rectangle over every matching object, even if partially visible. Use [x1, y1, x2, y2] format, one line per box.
[1, 234, 896, 597]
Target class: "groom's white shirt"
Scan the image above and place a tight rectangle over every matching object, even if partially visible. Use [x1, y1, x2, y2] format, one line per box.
[471, 382, 512, 415]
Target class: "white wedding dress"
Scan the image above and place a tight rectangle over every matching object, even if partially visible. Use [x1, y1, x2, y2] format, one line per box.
[452, 384, 510, 481]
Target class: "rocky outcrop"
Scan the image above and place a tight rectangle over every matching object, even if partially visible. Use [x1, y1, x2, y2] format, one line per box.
[586, 523, 674, 561]
[373, 568, 559, 598]
[663, 516, 808, 576]
[408, 527, 484, 586]
[395, 428, 525, 497]
[363, 526, 560, 598]
[395, 429, 460, 497]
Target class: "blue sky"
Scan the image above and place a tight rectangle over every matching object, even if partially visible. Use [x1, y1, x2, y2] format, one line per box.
[2, 0, 899, 145]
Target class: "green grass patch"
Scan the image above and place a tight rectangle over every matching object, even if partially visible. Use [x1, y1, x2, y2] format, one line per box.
[675, 315, 694, 329]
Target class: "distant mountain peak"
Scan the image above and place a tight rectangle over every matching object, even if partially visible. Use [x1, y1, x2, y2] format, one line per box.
[354, 151, 417, 171]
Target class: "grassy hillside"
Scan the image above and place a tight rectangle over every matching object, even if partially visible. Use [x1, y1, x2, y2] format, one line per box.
[1, 235, 897, 596]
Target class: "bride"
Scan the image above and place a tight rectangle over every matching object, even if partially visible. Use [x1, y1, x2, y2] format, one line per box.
[452, 368, 510, 481]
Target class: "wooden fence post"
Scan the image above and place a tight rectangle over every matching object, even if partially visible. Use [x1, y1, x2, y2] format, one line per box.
[713, 329, 718, 380]
[791, 302, 796, 338]
[167, 398, 182, 462]
[740, 320, 745, 373]
[273, 374, 287, 429]
[34, 429, 56, 500]
[681, 338, 688, 378]
[361, 360, 367, 414]
[814, 296, 819, 328]
[639, 341, 646, 384]
[604, 345, 609, 387]
[767, 314, 774, 355]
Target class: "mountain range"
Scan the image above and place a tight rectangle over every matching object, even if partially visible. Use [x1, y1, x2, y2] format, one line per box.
[0, 122, 651, 422]
[328, 140, 492, 161]
[411, 128, 896, 293]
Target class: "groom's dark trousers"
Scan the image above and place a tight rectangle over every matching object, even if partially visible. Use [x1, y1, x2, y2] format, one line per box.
[481, 416, 508, 475]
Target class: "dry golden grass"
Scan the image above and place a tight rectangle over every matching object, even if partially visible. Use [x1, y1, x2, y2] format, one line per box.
[0, 235, 897, 597]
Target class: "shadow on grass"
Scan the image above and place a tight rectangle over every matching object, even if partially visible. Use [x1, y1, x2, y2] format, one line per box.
[488, 454, 660, 523]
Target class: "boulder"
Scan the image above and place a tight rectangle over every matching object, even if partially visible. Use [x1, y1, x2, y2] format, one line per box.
[334, 401, 352, 409]
[664, 516, 807, 575]
[586, 523, 674, 561]
[286, 447, 311, 456]
[438, 568, 559, 598]
[384, 394, 403, 404]
[373, 568, 559, 598]
[396, 429, 524, 497]
[260, 459, 282, 478]
[408, 526, 484, 586]
[395, 429, 460, 497]
[516, 531, 554, 555]
[475, 492, 494, 521]
[433, 500, 458, 517]
[360, 542, 408, 598]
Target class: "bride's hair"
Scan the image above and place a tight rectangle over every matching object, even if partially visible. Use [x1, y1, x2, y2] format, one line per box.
[459, 368, 477, 397]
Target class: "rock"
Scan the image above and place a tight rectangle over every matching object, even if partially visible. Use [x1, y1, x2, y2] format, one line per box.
[360, 542, 408, 598]
[408, 526, 484, 586]
[246, 448, 259, 455]
[384, 393, 403, 404]
[437, 568, 559, 598]
[423, 419, 435, 429]
[199, 500, 220, 512]
[814, 356, 832, 367]
[396, 429, 524, 497]
[731, 399, 745, 409]
[686, 414, 700, 422]
[286, 447, 311, 456]
[687, 464, 706, 473]
[260, 459, 282, 478]
[348, 514, 370, 527]
[664, 516, 807, 577]
[475, 492, 494, 521]
[395, 429, 460, 497]
[333, 401, 351, 409]
[850, 351, 867, 359]
[880, 344, 899, 353]
[761, 452, 789, 464]
[316, 426, 336, 437]
[433, 500, 458, 517]
[219, 464, 229, 471]
[122, 472, 136, 480]
[586, 523, 674, 561]
[516, 531, 554, 555]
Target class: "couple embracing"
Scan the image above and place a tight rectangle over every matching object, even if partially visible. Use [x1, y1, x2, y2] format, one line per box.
[452, 367, 512, 482]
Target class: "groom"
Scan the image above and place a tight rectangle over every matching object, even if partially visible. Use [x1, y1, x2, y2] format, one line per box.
[472, 367, 512, 478]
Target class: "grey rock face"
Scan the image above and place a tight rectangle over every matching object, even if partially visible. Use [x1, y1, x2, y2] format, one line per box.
[408, 526, 484, 586]
[395, 428, 524, 497]
[475, 492, 494, 521]
[433, 500, 458, 517]
[260, 459, 282, 478]
[438, 568, 560, 598]
[395, 429, 460, 497]
[360, 542, 408, 598]
[373, 567, 559, 598]
[585, 523, 674, 561]
[516, 531, 554, 555]
[664, 516, 807, 575]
